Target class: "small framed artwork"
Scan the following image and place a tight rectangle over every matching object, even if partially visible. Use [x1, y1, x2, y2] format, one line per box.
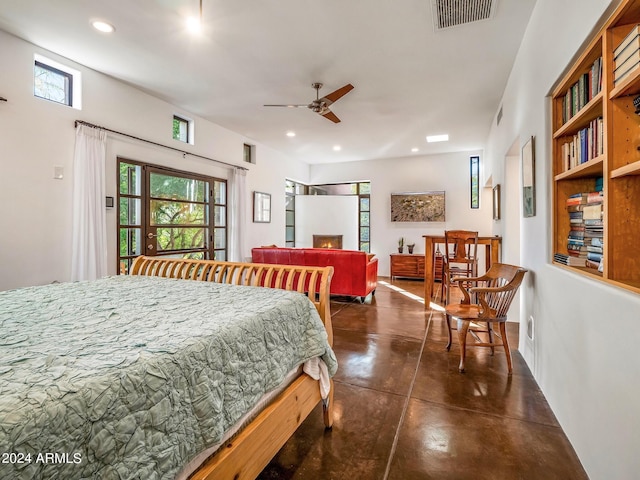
[253, 191, 271, 223]
[493, 184, 501, 220]
[522, 136, 536, 217]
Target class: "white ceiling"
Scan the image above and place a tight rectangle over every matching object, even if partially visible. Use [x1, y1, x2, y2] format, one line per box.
[0, 0, 536, 164]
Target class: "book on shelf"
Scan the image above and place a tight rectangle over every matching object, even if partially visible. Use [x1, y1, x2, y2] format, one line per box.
[554, 253, 587, 267]
[566, 190, 603, 206]
[583, 203, 604, 219]
[587, 251, 603, 262]
[594, 176, 603, 191]
[614, 55, 640, 84]
[584, 218, 603, 226]
[614, 25, 640, 85]
[561, 117, 604, 172]
[564, 184, 604, 267]
[614, 24, 640, 59]
[587, 190, 603, 204]
[561, 57, 602, 124]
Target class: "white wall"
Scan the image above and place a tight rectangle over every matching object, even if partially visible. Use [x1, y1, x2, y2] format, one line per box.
[310, 151, 493, 276]
[295, 196, 359, 250]
[0, 31, 309, 290]
[484, 0, 640, 478]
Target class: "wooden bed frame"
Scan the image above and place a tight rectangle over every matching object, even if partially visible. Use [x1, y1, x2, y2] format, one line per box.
[130, 255, 335, 480]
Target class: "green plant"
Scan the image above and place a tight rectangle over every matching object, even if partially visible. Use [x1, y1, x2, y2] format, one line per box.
[398, 237, 404, 247]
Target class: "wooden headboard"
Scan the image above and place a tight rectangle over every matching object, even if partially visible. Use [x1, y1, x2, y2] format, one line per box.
[129, 255, 334, 345]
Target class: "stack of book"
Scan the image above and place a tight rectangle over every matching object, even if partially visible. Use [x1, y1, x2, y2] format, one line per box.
[614, 24, 640, 85]
[561, 56, 602, 123]
[560, 116, 604, 171]
[554, 253, 587, 267]
[563, 178, 604, 271]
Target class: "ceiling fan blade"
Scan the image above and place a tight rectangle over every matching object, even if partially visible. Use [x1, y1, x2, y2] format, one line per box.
[321, 110, 341, 123]
[263, 104, 308, 108]
[322, 84, 354, 104]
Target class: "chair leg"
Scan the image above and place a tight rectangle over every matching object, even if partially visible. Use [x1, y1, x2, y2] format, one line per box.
[456, 319, 470, 373]
[499, 322, 513, 375]
[487, 322, 495, 355]
[445, 277, 451, 305]
[445, 314, 452, 351]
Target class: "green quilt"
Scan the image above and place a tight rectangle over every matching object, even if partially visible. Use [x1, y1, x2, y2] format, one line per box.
[0, 275, 337, 479]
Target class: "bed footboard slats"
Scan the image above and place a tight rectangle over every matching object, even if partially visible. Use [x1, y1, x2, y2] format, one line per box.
[129, 256, 334, 344]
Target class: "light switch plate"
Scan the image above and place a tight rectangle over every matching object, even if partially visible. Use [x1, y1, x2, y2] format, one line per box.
[54, 166, 64, 180]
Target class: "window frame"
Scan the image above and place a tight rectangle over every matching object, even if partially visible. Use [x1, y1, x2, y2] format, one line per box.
[470, 155, 480, 209]
[33, 55, 81, 109]
[173, 115, 192, 143]
[243, 143, 256, 164]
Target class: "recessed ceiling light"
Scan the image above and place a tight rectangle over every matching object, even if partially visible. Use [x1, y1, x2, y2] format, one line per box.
[426, 134, 449, 143]
[186, 16, 202, 34]
[286, 131, 296, 137]
[411, 147, 419, 152]
[333, 145, 341, 151]
[92, 20, 115, 33]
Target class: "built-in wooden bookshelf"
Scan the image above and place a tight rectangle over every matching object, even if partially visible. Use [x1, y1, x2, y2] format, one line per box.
[552, 0, 640, 295]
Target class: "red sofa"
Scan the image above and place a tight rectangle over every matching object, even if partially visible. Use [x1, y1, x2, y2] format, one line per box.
[251, 247, 378, 300]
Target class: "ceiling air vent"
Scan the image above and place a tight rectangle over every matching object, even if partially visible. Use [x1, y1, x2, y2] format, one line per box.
[432, 0, 497, 30]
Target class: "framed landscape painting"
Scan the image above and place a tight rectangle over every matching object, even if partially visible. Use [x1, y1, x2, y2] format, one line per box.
[390, 191, 445, 222]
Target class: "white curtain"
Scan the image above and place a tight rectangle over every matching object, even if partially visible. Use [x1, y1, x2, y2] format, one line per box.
[228, 167, 247, 262]
[71, 125, 108, 281]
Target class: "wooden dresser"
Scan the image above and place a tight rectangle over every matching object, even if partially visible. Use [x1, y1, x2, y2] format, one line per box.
[390, 254, 442, 280]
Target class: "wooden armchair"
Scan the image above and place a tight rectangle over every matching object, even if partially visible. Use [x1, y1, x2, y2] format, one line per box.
[441, 230, 479, 305]
[444, 263, 527, 374]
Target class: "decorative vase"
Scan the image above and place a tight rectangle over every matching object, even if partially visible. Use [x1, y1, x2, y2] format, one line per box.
[398, 247, 404, 253]
[407, 246, 414, 254]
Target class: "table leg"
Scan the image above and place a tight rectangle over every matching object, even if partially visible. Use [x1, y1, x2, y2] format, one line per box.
[424, 237, 434, 306]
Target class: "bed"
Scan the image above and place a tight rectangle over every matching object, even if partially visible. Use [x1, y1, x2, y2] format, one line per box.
[0, 255, 337, 479]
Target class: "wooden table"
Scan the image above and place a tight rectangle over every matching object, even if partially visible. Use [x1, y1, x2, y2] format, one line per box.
[423, 235, 501, 304]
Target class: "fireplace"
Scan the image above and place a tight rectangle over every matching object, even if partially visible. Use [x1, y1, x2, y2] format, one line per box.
[313, 235, 343, 249]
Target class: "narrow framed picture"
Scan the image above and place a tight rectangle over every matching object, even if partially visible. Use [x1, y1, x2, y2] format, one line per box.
[493, 184, 501, 220]
[253, 191, 271, 223]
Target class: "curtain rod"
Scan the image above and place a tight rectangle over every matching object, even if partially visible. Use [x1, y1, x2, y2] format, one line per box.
[74, 120, 249, 171]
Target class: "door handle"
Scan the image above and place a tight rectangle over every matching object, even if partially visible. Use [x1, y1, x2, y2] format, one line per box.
[147, 232, 158, 239]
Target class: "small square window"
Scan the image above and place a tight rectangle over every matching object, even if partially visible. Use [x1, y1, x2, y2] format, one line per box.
[173, 115, 190, 143]
[33, 53, 85, 110]
[243, 143, 255, 164]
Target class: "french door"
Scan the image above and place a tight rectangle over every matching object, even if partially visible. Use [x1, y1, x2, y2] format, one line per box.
[117, 159, 227, 273]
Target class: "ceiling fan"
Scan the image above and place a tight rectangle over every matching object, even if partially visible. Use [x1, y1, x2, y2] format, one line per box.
[264, 82, 354, 123]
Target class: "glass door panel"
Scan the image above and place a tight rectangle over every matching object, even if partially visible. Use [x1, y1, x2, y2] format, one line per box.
[117, 160, 227, 272]
[146, 168, 210, 259]
[118, 162, 143, 273]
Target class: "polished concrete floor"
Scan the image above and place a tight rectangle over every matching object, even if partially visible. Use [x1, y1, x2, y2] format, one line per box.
[259, 278, 588, 480]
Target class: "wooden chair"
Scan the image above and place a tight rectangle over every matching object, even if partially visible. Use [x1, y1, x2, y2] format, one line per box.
[444, 263, 527, 375]
[441, 230, 479, 305]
